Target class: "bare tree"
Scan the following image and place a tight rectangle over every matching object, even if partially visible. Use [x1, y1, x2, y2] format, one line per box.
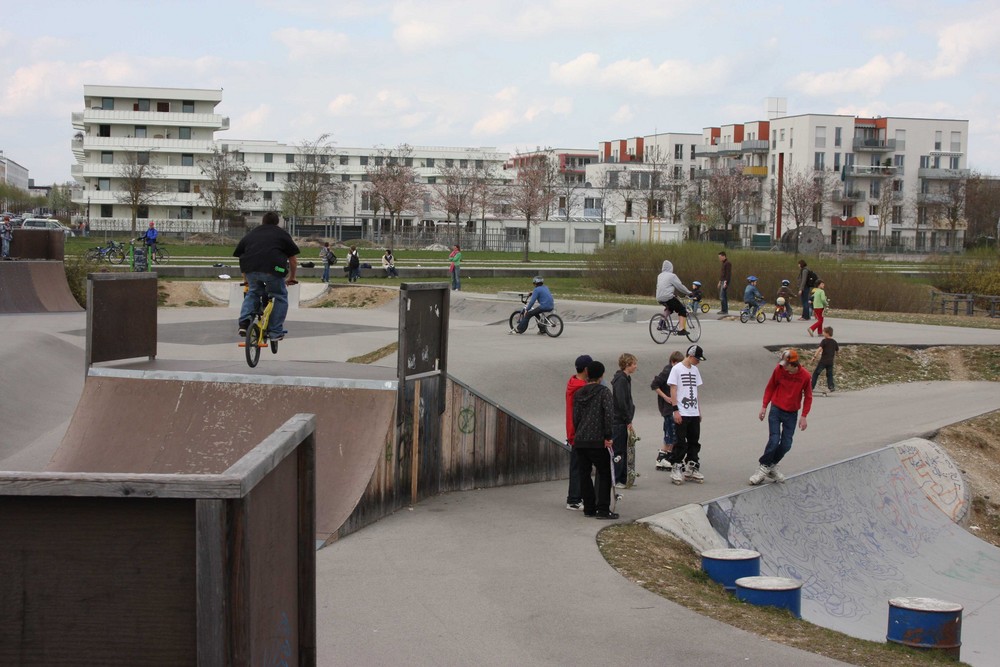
[924, 177, 968, 250]
[871, 175, 897, 249]
[434, 164, 475, 245]
[116, 152, 166, 235]
[198, 147, 260, 230]
[550, 167, 584, 221]
[965, 171, 1000, 245]
[703, 167, 758, 237]
[366, 144, 425, 247]
[507, 152, 556, 261]
[469, 162, 503, 246]
[282, 134, 345, 221]
[781, 167, 827, 231]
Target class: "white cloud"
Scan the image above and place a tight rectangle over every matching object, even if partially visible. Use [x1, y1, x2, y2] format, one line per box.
[928, 9, 1000, 78]
[232, 104, 271, 133]
[272, 28, 350, 61]
[611, 105, 633, 124]
[327, 94, 356, 114]
[495, 87, 518, 103]
[788, 53, 912, 97]
[472, 109, 516, 135]
[549, 52, 734, 96]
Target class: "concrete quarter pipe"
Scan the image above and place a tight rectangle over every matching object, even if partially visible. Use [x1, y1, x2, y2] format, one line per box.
[0, 261, 82, 313]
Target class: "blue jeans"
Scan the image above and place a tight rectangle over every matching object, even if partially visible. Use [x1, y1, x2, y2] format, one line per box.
[322, 261, 331, 282]
[662, 412, 676, 446]
[719, 285, 728, 313]
[239, 272, 289, 338]
[760, 406, 797, 467]
[800, 291, 812, 319]
[516, 306, 551, 333]
[451, 266, 461, 290]
[1, 237, 9, 258]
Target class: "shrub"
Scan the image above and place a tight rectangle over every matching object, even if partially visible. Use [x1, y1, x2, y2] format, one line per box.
[63, 255, 107, 308]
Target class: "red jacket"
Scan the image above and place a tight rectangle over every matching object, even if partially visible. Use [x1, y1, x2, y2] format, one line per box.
[565, 375, 587, 444]
[762, 364, 812, 417]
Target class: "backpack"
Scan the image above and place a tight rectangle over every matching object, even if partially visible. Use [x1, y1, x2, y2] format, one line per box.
[805, 269, 819, 289]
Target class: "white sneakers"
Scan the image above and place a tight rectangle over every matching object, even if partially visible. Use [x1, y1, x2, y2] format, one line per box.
[671, 463, 685, 485]
[684, 461, 704, 483]
[749, 464, 786, 485]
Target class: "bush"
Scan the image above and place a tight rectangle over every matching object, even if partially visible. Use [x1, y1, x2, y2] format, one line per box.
[63, 255, 107, 308]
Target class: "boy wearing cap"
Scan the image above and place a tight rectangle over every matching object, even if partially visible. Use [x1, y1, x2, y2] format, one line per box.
[572, 360, 618, 520]
[750, 349, 812, 485]
[667, 345, 706, 485]
[564, 354, 592, 510]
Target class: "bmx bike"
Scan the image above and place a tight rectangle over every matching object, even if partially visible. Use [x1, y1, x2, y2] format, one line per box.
[509, 293, 564, 337]
[239, 279, 297, 367]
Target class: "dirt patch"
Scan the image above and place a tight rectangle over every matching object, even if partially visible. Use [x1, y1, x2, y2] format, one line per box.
[936, 412, 1000, 546]
[307, 286, 397, 309]
[158, 281, 222, 307]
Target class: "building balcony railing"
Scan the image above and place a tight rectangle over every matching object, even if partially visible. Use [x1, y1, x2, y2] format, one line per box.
[832, 189, 866, 202]
[80, 136, 217, 153]
[918, 168, 970, 180]
[77, 109, 229, 130]
[742, 166, 768, 177]
[693, 144, 717, 157]
[917, 192, 953, 205]
[740, 140, 769, 153]
[716, 142, 743, 156]
[583, 208, 603, 218]
[852, 138, 896, 152]
[849, 164, 896, 177]
[693, 168, 724, 179]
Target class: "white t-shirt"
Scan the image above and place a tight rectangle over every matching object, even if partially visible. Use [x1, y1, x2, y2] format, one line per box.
[668, 363, 703, 417]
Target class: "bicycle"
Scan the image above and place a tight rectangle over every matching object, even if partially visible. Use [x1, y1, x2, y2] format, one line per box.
[740, 299, 767, 324]
[772, 300, 793, 322]
[84, 239, 126, 264]
[649, 306, 701, 344]
[238, 280, 297, 367]
[689, 298, 710, 314]
[150, 245, 170, 264]
[508, 293, 564, 337]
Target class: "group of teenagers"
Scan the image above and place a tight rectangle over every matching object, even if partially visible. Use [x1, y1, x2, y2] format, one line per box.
[563, 322, 841, 519]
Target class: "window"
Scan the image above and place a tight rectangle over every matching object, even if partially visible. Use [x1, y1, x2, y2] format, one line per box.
[137, 205, 149, 219]
[445, 158, 454, 167]
[834, 127, 842, 148]
[98, 178, 110, 191]
[427, 176, 437, 184]
[779, 129, 785, 142]
[771, 129, 777, 148]
[361, 193, 373, 210]
[405, 157, 414, 167]
[892, 179, 903, 192]
[895, 129, 906, 150]
[178, 127, 191, 140]
[815, 126, 826, 148]
[266, 172, 275, 182]
[426, 158, 434, 167]
[834, 153, 841, 171]
[950, 131, 961, 152]
[156, 102, 170, 112]
[181, 154, 194, 166]
[99, 124, 111, 137]
[813, 202, 823, 223]
[134, 126, 147, 138]
[101, 97, 114, 110]
[100, 204, 113, 217]
[673, 165, 683, 179]
[286, 154, 295, 164]
[136, 152, 149, 166]
[540, 228, 566, 243]
[893, 154, 905, 175]
[341, 175, 350, 182]
[891, 230, 901, 245]
[892, 206, 902, 225]
[476, 159, 484, 168]
[690, 144, 696, 160]
[340, 155, 349, 165]
[264, 153, 273, 163]
[360, 156, 369, 166]
[178, 207, 193, 219]
[814, 152, 825, 170]
[934, 131, 942, 151]
[460, 159, 468, 168]
[182, 100, 195, 113]
[374, 156, 384, 166]
[306, 154, 315, 165]
[949, 156, 960, 169]
[320, 155, 328, 165]
[916, 231, 926, 249]
[674, 144, 683, 160]
[178, 180, 190, 193]
[789, 128, 794, 148]
[917, 206, 928, 225]
[575, 228, 601, 244]
[920, 155, 931, 169]
[136, 99, 150, 111]
[263, 191, 272, 201]
[101, 151, 113, 165]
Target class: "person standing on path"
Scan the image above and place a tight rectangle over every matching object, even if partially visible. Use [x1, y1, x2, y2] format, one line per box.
[320, 242, 335, 283]
[347, 245, 360, 282]
[652, 350, 684, 470]
[564, 354, 592, 511]
[807, 280, 828, 337]
[718, 251, 732, 314]
[610, 353, 637, 487]
[797, 259, 813, 321]
[750, 349, 812, 485]
[449, 244, 462, 290]
[1, 216, 12, 259]
[667, 345, 706, 484]
[810, 327, 839, 394]
[572, 360, 618, 520]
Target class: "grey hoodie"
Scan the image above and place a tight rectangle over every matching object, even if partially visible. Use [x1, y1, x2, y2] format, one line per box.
[655, 260, 691, 302]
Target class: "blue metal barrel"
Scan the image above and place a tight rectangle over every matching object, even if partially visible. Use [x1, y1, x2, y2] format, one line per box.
[701, 548, 760, 591]
[887, 597, 962, 659]
[735, 576, 802, 617]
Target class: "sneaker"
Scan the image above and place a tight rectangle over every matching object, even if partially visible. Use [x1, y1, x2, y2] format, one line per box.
[656, 452, 671, 470]
[684, 461, 705, 482]
[238, 328, 247, 337]
[767, 465, 786, 483]
[676, 329, 689, 336]
[566, 501, 583, 511]
[657, 321, 667, 331]
[828, 388, 836, 393]
[614, 482, 626, 489]
[536, 328, 547, 335]
[749, 464, 770, 486]
[671, 463, 685, 485]
[271, 333, 285, 341]
[583, 510, 596, 517]
[594, 510, 620, 520]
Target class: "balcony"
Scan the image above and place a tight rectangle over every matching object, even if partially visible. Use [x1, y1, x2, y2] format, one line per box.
[918, 168, 970, 180]
[742, 166, 768, 177]
[81, 136, 216, 153]
[832, 190, 866, 202]
[852, 138, 896, 152]
[78, 109, 228, 130]
[693, 168, 723, 179]
[849, 164, 896, 177]
[917, 192, 953, 205]
[583, 207, 603, 218]
[693, 144, 718, 158]
[715, 142, 743, 156]
[740, 140, 769, 153]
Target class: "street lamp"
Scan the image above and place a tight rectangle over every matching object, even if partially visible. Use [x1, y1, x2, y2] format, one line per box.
[352, 182, 358, 239]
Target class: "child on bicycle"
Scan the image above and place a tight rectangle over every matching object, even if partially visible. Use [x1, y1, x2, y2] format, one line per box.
[689, 281, 704, 311]
[744, 276, 764, 316]
[514, 276, 554, 334]
[776, 279, 795, 320]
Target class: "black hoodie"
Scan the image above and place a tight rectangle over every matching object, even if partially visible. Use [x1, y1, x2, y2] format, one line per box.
[572, 382, 614, 447]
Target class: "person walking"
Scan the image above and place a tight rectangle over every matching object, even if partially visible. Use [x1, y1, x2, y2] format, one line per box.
[717, 251, 732, 314]
[347, 245, 360, 282]
[320, 242, 335, 283]
[449, 244, 462, 290]
[666, 345, 706, 484]
[572, 360, 618, 520]
[807, 280, 828, 337]
[797, 259, 814, 321]
[652, 350, 684, 470]
[610, 353, 637, 487]
[564, 354, 592, 511]
[811, 326, 839, 394]
[749, 349, 812, 485]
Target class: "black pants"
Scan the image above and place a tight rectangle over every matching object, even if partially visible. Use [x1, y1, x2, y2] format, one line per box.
[812, 363, 835, 391]
[576, 446, 612, 514]
[668, 416, 701, 466]
[566, 448, 581, 504]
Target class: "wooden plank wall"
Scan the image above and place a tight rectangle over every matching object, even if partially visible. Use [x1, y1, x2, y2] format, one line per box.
[338, 375, 568, 541]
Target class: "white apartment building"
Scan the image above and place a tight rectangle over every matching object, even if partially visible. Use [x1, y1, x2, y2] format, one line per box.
[70, 85, 510, 238]
[1, 150, 30, 191]
[695, 113, 971, 251]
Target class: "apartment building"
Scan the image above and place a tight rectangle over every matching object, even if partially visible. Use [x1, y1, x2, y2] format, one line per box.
[0, 150, 30, 191]
[70, 85, 510, 236]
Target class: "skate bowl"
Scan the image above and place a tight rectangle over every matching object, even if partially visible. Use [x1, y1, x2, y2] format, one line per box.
[643, 438, 1000, 666]
[0, 261, 82, 313]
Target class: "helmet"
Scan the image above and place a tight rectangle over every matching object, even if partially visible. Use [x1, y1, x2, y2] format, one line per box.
[781, 279, 790, 286]
[532, 276, 544, 285]
[693, 281, 702, 287]
[747, 275, 757, 282]
[776, 297, 786, 306]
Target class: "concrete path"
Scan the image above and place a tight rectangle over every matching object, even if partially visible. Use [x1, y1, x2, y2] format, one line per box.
[3, 291, 999, 665]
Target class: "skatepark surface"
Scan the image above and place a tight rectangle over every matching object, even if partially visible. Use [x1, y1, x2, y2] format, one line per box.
[3, 287, 1000, 665]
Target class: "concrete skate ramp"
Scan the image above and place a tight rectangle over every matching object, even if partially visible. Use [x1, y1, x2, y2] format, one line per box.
[47, 369, 396, 542]
[0, 261, 82, 313]
[704, 439, 1000, 665]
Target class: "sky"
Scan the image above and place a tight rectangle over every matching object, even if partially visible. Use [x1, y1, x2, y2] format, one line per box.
[2, 0, 999, 186]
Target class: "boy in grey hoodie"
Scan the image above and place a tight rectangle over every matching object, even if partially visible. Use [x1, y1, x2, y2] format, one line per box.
[572, 360, 618, 520]
[655, 260, 692, 336]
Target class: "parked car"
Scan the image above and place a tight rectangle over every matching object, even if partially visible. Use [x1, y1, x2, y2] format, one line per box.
[20, 218, 74, 238]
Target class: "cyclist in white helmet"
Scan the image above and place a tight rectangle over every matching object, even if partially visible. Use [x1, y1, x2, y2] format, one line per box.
[514, 276, 555, 334]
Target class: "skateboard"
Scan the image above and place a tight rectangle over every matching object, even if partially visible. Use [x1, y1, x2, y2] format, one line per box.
[610, 450, 623, 513]
[625, 427, 639, 488]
